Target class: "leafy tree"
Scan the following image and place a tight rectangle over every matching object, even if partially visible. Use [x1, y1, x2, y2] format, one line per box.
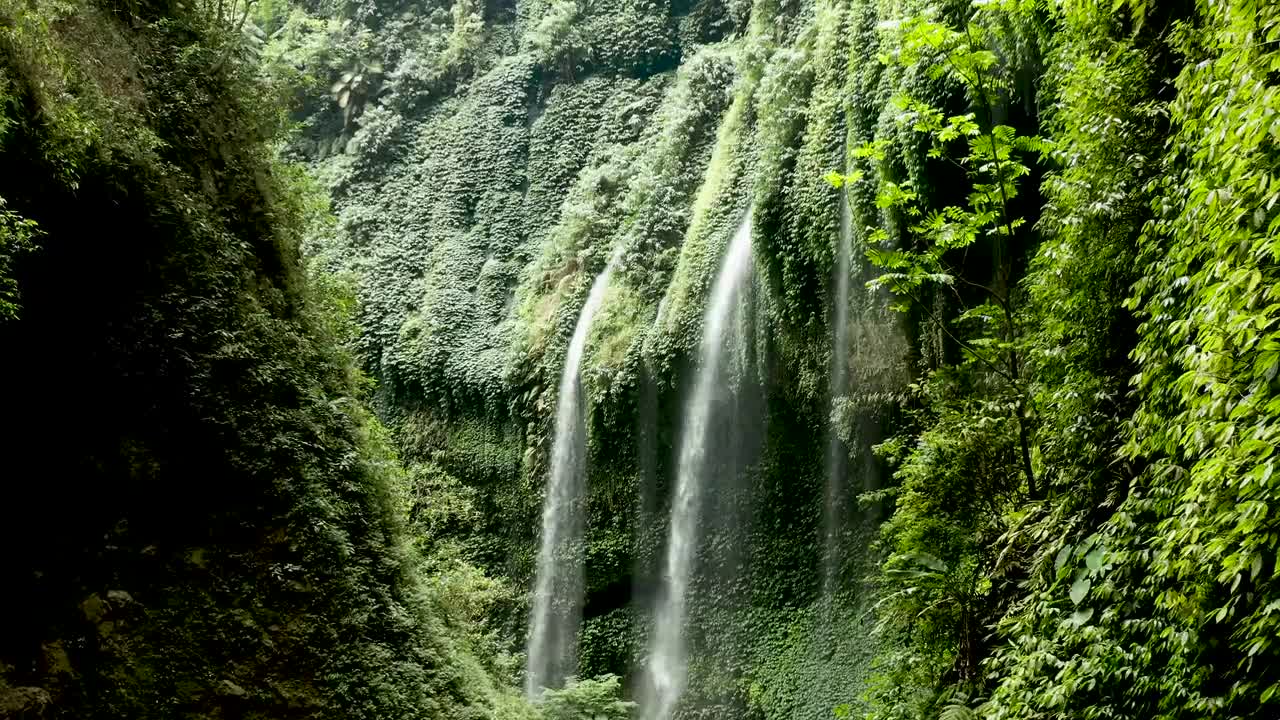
[832, 4, 1050, 714]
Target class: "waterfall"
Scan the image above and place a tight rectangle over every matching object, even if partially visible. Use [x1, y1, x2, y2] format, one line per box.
[822, 189, 853, 599]
[526, 253, 619, 698]
[644, 213, 754, 720]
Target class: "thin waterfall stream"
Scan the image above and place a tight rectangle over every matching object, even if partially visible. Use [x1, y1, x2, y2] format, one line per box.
[643, 214, 755, 720]
[526, 252, 620, 698]
[822, 189, 853, 599]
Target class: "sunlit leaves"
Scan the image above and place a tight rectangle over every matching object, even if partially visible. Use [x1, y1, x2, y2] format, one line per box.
[978, 0, 1280, 717]
[823, 169, 864, 188]
[0, 198, 40, 321]
[1117, 0, 1280, 707]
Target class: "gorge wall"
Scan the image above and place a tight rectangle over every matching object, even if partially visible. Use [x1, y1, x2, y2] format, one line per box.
[5, 0, 1280, 718]
[293, 0, 1280, 716]
[298, 0, 918, 715]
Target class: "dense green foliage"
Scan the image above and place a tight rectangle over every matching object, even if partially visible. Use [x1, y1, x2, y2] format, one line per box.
[262, 0, 1280, 715]
[850, 0, 1280, 718]
[0, 1, 546, 717]
[4, 0, 1280, 717]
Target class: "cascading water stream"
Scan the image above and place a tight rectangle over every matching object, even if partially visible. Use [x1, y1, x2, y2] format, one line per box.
[822, 189, 853, 599]
[526, 252, 620, 698]
[643, 213, 755, 720]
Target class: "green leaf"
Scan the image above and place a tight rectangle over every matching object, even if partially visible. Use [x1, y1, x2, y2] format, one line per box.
[1070, 574, 1092, 605]
[1067, 607, 1094, 628]
[1085, 548, 1105, 572]
[1054, 540, 1075, 573]
[901, 551, 948, 573]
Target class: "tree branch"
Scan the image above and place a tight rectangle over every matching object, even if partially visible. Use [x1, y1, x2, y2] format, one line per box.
[897, 286, 1019, 389]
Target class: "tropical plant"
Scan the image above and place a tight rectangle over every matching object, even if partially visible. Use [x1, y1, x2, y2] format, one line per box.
[331, 58, 383, 129]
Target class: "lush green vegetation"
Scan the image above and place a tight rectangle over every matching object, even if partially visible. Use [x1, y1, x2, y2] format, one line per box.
[0, 0, 613, 717]
[3, 0, 1279, 718]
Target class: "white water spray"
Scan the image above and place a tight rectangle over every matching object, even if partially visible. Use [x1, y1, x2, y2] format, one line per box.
[526, 252, 620, 698]
[644, 214, 754, 720]
[822, 190, 853, 599]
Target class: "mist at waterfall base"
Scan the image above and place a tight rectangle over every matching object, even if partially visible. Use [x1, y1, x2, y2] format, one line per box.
[526, 254, 620, 697]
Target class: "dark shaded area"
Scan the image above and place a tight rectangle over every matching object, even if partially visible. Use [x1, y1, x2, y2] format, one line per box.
[0, 3, 491, 717]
